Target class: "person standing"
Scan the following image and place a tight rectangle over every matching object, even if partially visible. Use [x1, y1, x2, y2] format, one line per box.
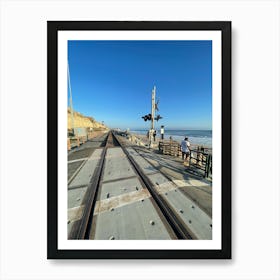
[181, 137, 191, 162]
[160, 125, 164, 140]
[153, 130, 157, 142]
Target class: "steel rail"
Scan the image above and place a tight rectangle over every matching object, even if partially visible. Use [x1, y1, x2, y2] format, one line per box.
[112, 132, 193, 240]
[69, 132, 111, 239]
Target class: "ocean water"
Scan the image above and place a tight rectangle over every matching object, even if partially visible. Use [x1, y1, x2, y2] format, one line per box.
[130, 129, 212, 148]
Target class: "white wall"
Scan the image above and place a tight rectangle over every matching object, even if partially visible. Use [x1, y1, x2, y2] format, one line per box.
[0, 0, 279, 279]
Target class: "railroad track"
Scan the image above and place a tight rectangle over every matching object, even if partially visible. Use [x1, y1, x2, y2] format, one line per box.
[68, 131, 212, 240]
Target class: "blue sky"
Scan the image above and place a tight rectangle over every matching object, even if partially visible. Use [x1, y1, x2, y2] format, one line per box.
[68, 40, 212, 130]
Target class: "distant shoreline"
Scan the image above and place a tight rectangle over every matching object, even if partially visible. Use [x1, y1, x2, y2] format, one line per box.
[129, 129, 212, 149]
[128, 132, 212, 150]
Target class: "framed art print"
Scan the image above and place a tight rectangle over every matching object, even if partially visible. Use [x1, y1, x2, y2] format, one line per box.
[47, 21, 231, 259]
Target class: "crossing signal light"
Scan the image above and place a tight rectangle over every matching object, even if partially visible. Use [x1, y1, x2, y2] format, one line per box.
[141, 114, 162, 121]
[155, 115, 162, 121]
[142, 115, 148, 121]
[141, 113, 152, 121]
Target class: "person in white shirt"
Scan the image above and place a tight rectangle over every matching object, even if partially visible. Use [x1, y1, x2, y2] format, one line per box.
[181, 137, 190, 161]
[160, 125, 164, 140]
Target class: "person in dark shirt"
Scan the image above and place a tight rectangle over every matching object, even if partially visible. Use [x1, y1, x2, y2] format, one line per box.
[153, 130, 156, 141]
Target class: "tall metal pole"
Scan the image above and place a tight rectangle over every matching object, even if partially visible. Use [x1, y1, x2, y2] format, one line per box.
[67, 61, 75, 134]
[151, 86, 156, 131]
[149, 86, 156, 147]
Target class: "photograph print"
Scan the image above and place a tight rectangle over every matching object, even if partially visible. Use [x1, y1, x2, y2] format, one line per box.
[48, 21, 231, 259]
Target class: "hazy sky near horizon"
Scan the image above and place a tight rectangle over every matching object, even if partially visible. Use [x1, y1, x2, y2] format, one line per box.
[68, 40, 212, 130]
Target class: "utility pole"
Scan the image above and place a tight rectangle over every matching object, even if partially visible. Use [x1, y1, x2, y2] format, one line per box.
[67, 61, 75, 135]
[149, 86, 156, 147]
[151, 86, 156, 131]
[141, 86, 162, 148]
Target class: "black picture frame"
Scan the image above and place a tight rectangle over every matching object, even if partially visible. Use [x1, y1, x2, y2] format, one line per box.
[47, 21, 231, 259]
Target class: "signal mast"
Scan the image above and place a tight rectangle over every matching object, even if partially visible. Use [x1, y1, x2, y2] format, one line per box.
[141, 86, 162, 147]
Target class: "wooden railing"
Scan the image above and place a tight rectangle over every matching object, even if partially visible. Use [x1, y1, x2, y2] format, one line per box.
[189, 149, 212, 178]
[158, 140, 182, 157]
[67, 130, 107, 151]
[67, 136, 87, 151]
[158, 140, 212, 178]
